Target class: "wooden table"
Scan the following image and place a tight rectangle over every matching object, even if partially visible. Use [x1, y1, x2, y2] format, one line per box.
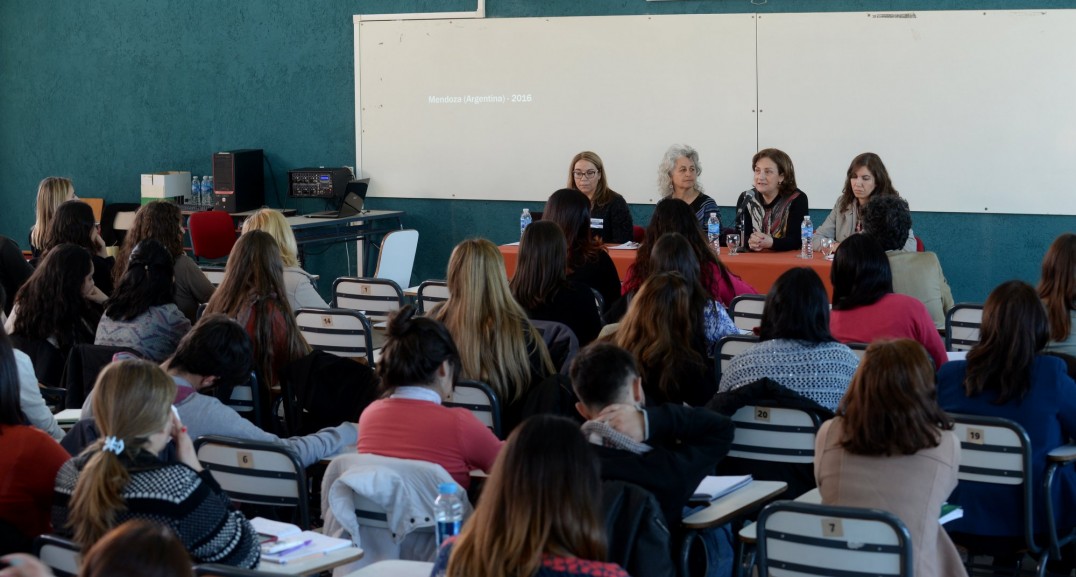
[498, 245, 833, 297]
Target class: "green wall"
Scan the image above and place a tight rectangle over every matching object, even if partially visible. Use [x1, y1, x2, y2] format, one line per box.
[2, 0, 1073, 303]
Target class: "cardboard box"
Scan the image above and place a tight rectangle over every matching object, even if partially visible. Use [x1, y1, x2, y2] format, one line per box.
[140, 171, 191, 199]
[140, 196, 183, 206]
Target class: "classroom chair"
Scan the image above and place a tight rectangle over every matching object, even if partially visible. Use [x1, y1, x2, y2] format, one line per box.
[729, 294, 766, 333]
[415, 279, 449, 315]
[193, 565, 279, 577]
[199, 265, 227, 287]
[713, 334, 760, 383]
[33, 535, 81, 577]
[945, 303, 984, 352]
[846, 341, 869, 361]
[332, 276, 405, 324]
[443, 379, 502, 439]
[295, 308, 375, 362]
[100, 202, 140, 247]
[373, 229, 419, 289]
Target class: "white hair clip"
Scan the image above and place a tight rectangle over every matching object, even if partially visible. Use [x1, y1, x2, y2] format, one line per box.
[102, 436, 125, 455]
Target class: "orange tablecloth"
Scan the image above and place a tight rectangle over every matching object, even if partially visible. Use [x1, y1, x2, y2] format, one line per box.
[498, 245, 833, 297]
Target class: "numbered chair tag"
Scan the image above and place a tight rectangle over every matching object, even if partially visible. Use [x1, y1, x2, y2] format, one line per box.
[321, 316, 334, 328]
[237, 451, 254, 468]
[754, 407, 771, 422]
[966, 428, 985, 444]
[821, 518, 844, 537]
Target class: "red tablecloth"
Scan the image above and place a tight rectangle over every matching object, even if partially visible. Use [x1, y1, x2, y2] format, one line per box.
[499, 245, 833, 297]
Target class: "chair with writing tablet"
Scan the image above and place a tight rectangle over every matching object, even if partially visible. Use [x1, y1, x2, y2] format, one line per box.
[33, 535, 81, 577]
[944, 302, 984, 352]
[332, 276, 405, 325]
[756, 501, 913, 577]
[713, 334, 760, 383]
[296, 308, 374, 362]
[199, 265, 227, 288]
[415, 280, 449, 315]
[194, 435, 311, 530]
[373, 229, 419, 289]
[729, 294, 766, 333]
[443, 379, 502, 439]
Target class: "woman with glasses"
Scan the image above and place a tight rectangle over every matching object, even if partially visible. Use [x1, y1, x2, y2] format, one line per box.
[567, 151, 633, 244]
[658, 144, 718, 230]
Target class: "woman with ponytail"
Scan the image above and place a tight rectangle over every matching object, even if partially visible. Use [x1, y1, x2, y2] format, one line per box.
[51, 359, 258, 566]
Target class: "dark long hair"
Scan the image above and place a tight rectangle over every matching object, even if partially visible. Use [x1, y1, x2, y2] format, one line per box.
[649, 232, 707, 334]
[12, 243, 100, 348]
[759, 267, 834, 343]
[1039, 233, 1076, 344]
[965, 280, 1049, 404]
[544, 188, 602, 273]
[112, 202, 185, 286]
[41, 200, 97, 254]
[105, 239, 176, 321]
[839, 339, 952, 456]
[378, 305, 461, 393]
[830, 234, 893, 311]
[0, 327, 23, 427]
[511, 221, 569, 310]
[629, 198, 730, 295]
[446, 415, 606, 577]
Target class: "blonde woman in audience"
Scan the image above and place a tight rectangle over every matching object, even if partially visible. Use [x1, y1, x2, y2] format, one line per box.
[203, 230, 309, 388]
[433, 238, 553, 434]
[816, 339, 965, 577]
[111, 202, 214, 322]
[29, 177, 75, 257]
[432, 415, 629, 577]
[52, 359, 259, 567]
[1040, 233, 1076, 357]
[241, 208, 329, 310]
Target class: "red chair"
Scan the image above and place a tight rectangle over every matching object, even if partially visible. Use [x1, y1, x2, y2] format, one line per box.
[915, 235, 925, 252]
[188, 211, 237, 261]
[632, 225, 645, 243]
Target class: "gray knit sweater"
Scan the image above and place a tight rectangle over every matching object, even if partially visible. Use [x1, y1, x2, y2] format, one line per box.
[717, 339, 859, 411]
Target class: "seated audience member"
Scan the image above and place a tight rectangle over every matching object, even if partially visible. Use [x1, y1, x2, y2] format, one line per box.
[510, 221, 602, 345]
[29, 177, 75, 258]
[1040, 233, 1076, 357]
[570, 343, 734, 553]
[53, 360, 259, 567]
[81, 519, 195, 577]
[543, 188, 622, 312]
[7, 244, 106, 387]
[0, 236, 33, 317]
[567, 151, 633, 244]
[433, 238, 553, 434]
[358, 306, 501, 489]
[0, 286, 63, 440]
[0, 330, 69, 554]
[718, 268, 858, 412]
[816, 339, 965, 577]
[38, 200, 114, 295]
[937, 280, 1076, 566]
[77, 314, 356, 467]
[861, 194, 953, 329]
[95, 240, 190, 362]
[622, 198, 754, 309]
[735, 148, 809, 253]
[813, 152, 916, 252]
[432, 414, 629, 577]
[657, 143, 718, 228]
[829, 234, 947, 369]
[112, 201, 214, 322]
[241, 208, 329, 310]
[203, 231, 309, 388]
[648, 232, 737, 357]
[613, 273, 715, 407]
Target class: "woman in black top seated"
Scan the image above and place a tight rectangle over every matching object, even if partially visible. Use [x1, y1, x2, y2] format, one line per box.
[6, 244, 105, 386]
[38, 199, 115, 295]
[543, 188, 622, 313]
[567, 151, 633, 244]
[735, 148, 809, 252]
[511, 221, 602, 345]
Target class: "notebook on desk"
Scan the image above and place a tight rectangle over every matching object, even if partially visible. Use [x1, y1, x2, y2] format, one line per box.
[304, 186, 367, 219]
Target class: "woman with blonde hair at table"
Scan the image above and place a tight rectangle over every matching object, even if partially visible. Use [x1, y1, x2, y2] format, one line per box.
[657, 143, 718, 229]
[813, 152, 916, 252]
[433, 238, 553, 434]
[1039, 233, 1076, 357]
[816, 339, 965, 577]
[566, 151, 633, 244]
[734, 148, 808, 252]
[29, 176, 75, 257]
[241, 208, 329, 310]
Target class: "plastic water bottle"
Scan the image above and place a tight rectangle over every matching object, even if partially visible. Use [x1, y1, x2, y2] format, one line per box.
[520, 208, 532, 240]
[706, 212, 721, 253]
[201, 176, 214, 207]
[800, 215, 814, 259]
[434, 482, 463, 545]
[191, 175, 202, 206]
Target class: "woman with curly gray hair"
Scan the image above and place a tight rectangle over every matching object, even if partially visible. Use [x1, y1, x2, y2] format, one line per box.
[657, 144, 718, 229]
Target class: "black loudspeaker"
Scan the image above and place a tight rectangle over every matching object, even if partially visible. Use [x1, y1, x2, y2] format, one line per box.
[212, 149, 264, 213]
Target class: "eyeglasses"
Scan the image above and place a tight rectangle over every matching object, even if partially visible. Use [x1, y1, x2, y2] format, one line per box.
[572, 170, 599, 180]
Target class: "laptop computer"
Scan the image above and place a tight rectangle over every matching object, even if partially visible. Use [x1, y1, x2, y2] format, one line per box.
[304, 183, 368, 219]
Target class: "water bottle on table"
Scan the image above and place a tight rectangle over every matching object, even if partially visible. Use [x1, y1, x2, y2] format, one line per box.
[520, 208, 532, 240]
[434, 482, 464, 545]
[800, 215, 814, 259]
[707, 212, 721, 253]
[191, 176, 202, 207]
[202, 176, 214, 207]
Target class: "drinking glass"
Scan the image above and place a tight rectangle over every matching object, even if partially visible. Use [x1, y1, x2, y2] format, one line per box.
[820, 237, 835, 260]
[726, 234, 741, 256]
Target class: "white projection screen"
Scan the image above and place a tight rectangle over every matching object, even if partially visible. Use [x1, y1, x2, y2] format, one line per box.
[354, 14, 759, 205]
[355, 11, 1076, 215]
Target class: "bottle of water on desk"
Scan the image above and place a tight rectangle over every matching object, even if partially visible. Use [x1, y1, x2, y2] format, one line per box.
[800, 215, 814, 259]
[201, 176, 214, 208]
[191, 176, 201, 208]
[707, 212, 721, 253]
[434, 482, 463, 545]
[520, 208, 532, 240]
